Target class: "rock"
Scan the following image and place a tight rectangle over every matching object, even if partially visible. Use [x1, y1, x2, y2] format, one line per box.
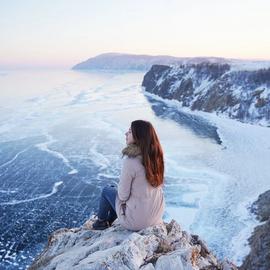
[240, 190, 270, 270]
[250, 190, 270, 222]
[140, 264, 155, 270]
[142, 63, 270, 126]
[29, 219, 237, 270]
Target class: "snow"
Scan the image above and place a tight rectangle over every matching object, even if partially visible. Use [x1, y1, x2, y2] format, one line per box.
[230, 60, 270, 71]
[36, 133, 78, 174]
[169, 79, 182, 93]
[0, 181, 63, 206]
[193, 77, 214, 95]
[194, 112, 270, 264]
[156, 76, 165, 87]
[260, 86, 270, 99]
[230, 85, 243, 99]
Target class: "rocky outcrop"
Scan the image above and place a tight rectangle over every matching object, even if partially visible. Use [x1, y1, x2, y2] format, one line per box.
[29, 219, 237, 270]
[142, 63, 270, 126]
[240, 190, 270, 270]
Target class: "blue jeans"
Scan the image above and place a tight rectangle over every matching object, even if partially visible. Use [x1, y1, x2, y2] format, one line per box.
[98, 185, 117, 223]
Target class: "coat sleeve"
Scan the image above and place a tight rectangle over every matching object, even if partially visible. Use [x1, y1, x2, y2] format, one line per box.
[117, 157, 136, 202]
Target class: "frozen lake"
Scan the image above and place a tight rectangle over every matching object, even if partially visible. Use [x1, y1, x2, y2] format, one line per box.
[0, 69, 270, 269]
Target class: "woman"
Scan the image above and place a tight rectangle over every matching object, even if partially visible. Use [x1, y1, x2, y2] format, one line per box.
[92, 120, 165, 231]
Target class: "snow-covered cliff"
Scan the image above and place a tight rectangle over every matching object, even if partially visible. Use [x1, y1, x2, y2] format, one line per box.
[142, 63, 270, 126]
[29, 219, 237, 270]
[72, 53, 227, 71]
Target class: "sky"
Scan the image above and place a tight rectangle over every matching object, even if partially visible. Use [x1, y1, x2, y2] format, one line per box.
[1, 0, 270, 68]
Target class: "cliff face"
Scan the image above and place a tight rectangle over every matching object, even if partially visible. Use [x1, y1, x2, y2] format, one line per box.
[29, 219, 237, 270]
[142, 64, 270, 126]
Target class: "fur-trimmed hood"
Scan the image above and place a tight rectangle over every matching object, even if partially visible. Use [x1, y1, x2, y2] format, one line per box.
[122, 144, 141, 158]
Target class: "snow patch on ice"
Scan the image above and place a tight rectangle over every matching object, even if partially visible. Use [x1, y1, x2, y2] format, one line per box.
[35, 133, 78, 174]
[0, 181, 63, 206]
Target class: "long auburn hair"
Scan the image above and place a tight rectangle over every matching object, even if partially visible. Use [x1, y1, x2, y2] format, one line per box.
[131, 120, 164, 187]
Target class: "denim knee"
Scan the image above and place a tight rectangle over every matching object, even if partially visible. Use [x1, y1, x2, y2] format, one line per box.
[101, 185, 114, 197]
[102, 186, 108, 196]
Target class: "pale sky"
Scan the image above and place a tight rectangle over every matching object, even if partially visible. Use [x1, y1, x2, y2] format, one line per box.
[1, 0, 270, 68]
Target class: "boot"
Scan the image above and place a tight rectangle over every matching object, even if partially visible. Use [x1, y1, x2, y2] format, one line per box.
[92, 219, 111, 230]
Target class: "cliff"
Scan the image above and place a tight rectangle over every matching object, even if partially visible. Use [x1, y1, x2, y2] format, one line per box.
[142, 63, 270, 126]
[29, 219, 237, 270]
[240, 190, 270, 270]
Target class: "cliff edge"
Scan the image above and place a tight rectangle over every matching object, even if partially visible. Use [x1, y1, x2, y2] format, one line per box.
[29, 219, 237, 270]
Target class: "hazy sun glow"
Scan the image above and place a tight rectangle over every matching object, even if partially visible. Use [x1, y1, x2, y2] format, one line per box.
[1, 0, 270, 68]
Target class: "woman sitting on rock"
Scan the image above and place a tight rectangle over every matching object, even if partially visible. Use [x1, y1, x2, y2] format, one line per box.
[92, 119, 165, 231]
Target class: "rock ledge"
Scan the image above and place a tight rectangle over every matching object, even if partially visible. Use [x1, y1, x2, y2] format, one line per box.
[29, 219, 237, 270]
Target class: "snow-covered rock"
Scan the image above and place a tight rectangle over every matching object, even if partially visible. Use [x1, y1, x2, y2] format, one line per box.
[29, 219, 237, 270]
[142, 63, 270, 126]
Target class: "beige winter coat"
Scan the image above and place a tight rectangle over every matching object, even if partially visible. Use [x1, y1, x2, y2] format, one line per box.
[115, 144, 165, 231]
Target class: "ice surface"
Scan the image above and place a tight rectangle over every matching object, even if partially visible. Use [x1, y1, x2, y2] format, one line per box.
[0, 69, 269, 268]
[146, 92, 270, 264]
[0, 181, 63, 206]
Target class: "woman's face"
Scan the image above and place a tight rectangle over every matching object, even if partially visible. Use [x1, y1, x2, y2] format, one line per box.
[125, 127, 135, 145]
